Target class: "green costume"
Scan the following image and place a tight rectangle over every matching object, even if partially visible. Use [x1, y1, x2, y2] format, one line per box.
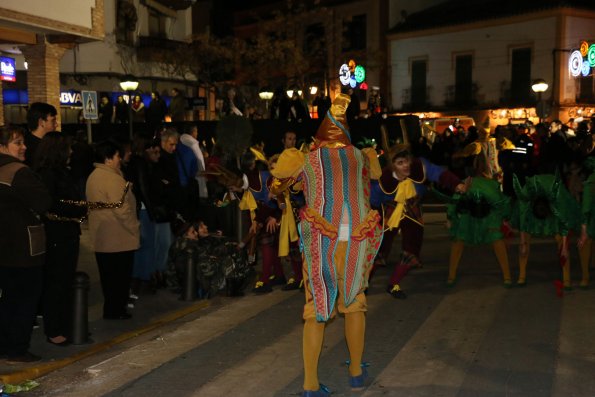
[511, 174, 583, 237]
[447, 177, 510, 245]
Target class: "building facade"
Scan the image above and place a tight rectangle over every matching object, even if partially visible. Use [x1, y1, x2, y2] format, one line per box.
[1, 0, 201, 126]
[387, 0, 595, 129]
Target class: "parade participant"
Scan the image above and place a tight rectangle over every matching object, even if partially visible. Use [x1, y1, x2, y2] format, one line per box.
[445, 176, 512, 286]
[238, 149, 285, 293]
[271, 94, 383, 396]
[371, 142, 466, 299]
[451, 127, 502, 180]
[511, 173, 583, 289]
[578, 157, 595, 288]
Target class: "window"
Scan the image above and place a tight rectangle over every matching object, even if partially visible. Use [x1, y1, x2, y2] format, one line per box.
[510, 47, 532, 103]
[148, 10, 166, 38]
[342, 14, 366, 52]
[455, 54, 473, 104]
[411, 59, 427, 107]
[578, 75, 595, 102]
[304, 23, 325, 57]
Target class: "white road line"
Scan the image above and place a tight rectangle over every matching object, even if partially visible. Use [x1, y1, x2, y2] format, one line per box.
[364, 286, 506, 397]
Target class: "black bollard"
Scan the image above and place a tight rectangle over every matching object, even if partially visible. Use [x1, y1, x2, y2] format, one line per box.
[71, 271, 90, 345]
[182, 260, 197, 301]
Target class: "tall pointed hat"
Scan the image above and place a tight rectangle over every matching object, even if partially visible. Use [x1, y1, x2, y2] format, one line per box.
[314, 93, 351, 147]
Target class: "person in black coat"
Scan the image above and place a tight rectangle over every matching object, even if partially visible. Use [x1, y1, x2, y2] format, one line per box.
[32, 132, 88, 346]
[0, 125, 52, 363]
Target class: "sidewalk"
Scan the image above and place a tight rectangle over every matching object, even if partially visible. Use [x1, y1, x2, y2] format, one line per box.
[0, 206, 449, 387]
[0, 226, 212, 386]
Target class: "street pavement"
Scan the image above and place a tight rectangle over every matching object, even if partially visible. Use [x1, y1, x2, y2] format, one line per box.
[2, 209, 595, 397]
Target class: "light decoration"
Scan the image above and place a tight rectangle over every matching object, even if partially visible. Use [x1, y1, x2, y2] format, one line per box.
[338, 59, 366, 88]
[582, 60, 591, 77]
[580, 41, 590, 56]
[354, 65, 366, 83]
[569, 50, 583, 77]
[568, 41, 595, 78]
[588, 44, 595, 67]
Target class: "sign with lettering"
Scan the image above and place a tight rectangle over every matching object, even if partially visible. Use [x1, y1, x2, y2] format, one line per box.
[0, 56, 16, 82]
[60, 91, 83, 105]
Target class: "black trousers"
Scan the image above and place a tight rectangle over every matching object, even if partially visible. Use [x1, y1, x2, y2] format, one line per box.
[42, 238, 80, 338]
[95, 251, 134, 317]
[0, 265, 43, 356]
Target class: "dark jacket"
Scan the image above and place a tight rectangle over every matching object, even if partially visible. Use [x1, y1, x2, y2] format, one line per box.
[0, 154, 52, 267]
[36, 166, 86, 243]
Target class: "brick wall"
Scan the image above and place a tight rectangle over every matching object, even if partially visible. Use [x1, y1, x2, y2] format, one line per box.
[21, 39, 67, 127]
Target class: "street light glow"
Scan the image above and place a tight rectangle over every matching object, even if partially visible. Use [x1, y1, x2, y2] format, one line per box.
[119, 75, 139, 91]
[531, 79, 548, 93]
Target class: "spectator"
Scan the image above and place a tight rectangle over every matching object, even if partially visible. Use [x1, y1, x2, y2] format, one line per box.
[131, 95, 145, 123]
[86, 140, 140, 320]
[32, 132, 87, 346]
[24, 102, 58, 165]
[114, 95, 129, 124]
[146, 91, 168, 128]
[169, 88, 186, 122]
[99, 95, 114, 124]
[0, 125, 52, 363]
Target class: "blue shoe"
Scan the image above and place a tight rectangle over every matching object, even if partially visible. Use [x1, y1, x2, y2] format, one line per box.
[349, 366, 368, 390]
[302, 383, 330, 396]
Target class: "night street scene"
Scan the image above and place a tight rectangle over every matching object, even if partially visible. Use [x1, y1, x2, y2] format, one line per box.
[1, 1, 595, 396]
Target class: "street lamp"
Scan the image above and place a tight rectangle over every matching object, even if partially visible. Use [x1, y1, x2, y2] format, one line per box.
[531, 78, 549, 123]
[259, 88, 274, 117]
[119, 75, 139, 139]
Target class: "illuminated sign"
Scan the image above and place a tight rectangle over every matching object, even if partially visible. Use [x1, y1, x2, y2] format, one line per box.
[569, 41, 595, 78]
[0, 56, 16, 82]
[338, 59, 366, 88]
[60, 91, 83, 105]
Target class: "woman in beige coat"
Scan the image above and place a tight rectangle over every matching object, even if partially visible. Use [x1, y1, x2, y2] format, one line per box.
[86, 141, 140, 319]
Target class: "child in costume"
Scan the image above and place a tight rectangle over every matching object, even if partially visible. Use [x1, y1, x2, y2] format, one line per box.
[270, 94, 383, 396]
[370, 143, 466, 298]
[445, 177, 513, 286]
[511, 173, 583, 289]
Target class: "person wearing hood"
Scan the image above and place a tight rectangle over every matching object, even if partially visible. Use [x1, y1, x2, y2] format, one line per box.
[270, 94, 383, 396]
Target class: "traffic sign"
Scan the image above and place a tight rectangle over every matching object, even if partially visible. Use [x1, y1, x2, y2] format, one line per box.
[82, 90, 98, 120]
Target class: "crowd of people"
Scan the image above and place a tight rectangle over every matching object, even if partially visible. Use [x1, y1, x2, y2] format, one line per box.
[1, 97, 594, 396]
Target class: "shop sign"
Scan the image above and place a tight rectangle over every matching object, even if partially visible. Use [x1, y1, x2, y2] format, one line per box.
[0, 56, 16, 82]
[60, 91, 83, 105]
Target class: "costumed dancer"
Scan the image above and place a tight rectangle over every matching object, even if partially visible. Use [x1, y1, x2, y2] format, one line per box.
[370, 141, 466, 299]
[445, 176, 512, 286]
[511, 173, 583, 290]
[578, 157, 595, 288]
[239, 148, 285, 293]
[270, 94, 383, 396]
[273, 134, 306, 291]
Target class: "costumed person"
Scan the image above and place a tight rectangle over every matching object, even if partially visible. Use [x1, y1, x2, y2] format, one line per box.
[275, 131, 306, 291]
[239, 147, 285, 293]
[511, 173, 583, 291]
[444, 176, 512, 287]
[578, 157, 595, 288]
[451, 127, 502, 181]
[270, 94, 383, 396]
[370, 139, 467, 299]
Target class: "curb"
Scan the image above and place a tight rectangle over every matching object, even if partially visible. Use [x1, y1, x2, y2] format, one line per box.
[0, 300, 210, 385]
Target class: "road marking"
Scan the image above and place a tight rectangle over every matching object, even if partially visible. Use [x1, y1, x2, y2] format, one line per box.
[364, 286, 506, 396]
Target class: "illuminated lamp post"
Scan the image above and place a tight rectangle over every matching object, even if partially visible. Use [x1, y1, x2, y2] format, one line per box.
[119, 75, 139, 139]
[531, 79, 549, 123]
[258, 88, 274, 117]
